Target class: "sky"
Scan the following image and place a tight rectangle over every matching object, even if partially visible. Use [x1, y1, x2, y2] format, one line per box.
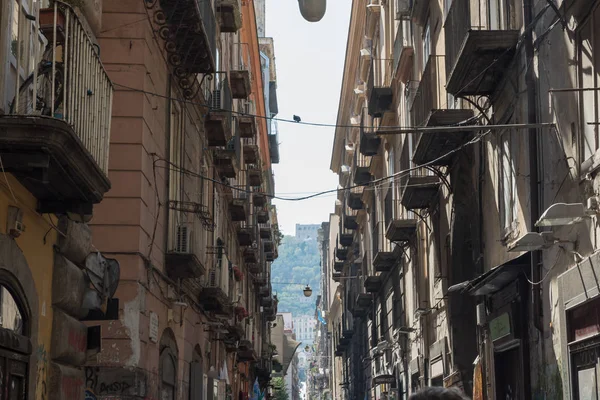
[266, 0, 352, 235]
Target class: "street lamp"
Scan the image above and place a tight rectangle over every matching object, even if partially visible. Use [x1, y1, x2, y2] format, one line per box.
[298, 0, 326, 22]
[303, 285, 313, 297]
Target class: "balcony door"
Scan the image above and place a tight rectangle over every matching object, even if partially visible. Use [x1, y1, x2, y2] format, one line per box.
[489, 0, 517, 30]
[2, 0, 45, 112]
[578, 4, 600, 164]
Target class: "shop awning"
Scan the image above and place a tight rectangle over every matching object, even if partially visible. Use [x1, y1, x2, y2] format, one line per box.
[467, 253, 531, 296]
[447, 253, 531, 297]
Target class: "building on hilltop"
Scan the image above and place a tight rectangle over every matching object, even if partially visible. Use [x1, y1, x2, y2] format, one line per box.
[295, 224, 321, 241]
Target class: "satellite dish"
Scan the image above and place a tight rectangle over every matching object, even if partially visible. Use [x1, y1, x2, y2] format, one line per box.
[298, 0, 326, 22]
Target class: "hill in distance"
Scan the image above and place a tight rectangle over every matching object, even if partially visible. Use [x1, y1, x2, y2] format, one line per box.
[271, 235, 321, 317]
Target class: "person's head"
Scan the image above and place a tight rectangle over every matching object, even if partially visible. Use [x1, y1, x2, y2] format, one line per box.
[408, 387, 470, 400]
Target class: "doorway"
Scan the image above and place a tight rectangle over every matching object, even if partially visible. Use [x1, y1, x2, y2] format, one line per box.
[494, 346, 522, 400]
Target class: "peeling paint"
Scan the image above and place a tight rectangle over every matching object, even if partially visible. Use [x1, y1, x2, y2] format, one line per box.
[122, 285, 141, 366]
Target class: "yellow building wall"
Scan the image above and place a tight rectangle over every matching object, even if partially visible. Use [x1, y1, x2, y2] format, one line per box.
[0, 173, 56, 400]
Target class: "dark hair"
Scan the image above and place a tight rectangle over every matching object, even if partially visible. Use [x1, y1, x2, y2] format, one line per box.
[408, 387, 470, 400]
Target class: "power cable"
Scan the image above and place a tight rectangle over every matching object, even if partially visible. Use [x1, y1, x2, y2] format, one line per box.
[153, 127, 492, 202]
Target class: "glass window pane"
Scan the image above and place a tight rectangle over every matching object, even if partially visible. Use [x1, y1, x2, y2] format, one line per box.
[578, 367, 598, 400]
[0, 286, 24, 335]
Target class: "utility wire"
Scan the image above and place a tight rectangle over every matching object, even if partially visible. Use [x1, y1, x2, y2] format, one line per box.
[153, 128, 493, 202]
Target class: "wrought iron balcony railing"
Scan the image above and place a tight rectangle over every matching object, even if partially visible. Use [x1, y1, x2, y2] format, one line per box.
[2, 1, 113, 215]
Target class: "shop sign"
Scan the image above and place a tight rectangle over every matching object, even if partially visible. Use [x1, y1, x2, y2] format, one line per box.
[490, 312, 510, 342]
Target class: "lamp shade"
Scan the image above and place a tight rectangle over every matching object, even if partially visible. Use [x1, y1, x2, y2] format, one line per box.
[303, 285, 313, 297]
[298, 0, 326, 22]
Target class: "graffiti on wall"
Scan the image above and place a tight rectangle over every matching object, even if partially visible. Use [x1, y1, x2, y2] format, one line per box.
[36, 345, 48, 400]
[85, 366, 148, 398]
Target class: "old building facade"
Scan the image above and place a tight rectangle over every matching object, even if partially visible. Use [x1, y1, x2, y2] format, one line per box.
[320, 0, 600, 399]
[0, 0, 280, 397]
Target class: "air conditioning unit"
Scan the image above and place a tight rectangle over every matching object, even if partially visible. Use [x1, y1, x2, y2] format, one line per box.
[176, 224, 192, 253]
[395, 0, 410, 19]
[212, 89, 222, 110]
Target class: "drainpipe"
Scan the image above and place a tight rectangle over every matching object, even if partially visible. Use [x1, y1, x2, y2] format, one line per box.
[524, 0, 542, 396]
[524, 0, 543, 333]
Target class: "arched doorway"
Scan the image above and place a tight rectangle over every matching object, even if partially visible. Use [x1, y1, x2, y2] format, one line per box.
[190, 345, 205, 400]
[0, 278, 32, 399]
[159, 329, 178, 400]
[0, 234, 40, 400]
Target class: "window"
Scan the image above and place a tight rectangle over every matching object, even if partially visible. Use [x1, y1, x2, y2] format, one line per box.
[578, 5, 600, 163]
[422, 21, 431, 69]
[498, 128, 518, 233]
[489, 0, 517, 30]
[159, 331, 178, 400]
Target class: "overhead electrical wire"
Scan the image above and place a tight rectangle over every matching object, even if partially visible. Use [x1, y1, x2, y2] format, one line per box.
[152, 128, 493, 202]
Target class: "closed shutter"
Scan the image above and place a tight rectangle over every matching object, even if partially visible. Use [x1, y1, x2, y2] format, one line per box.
[190, 362, 203, 400]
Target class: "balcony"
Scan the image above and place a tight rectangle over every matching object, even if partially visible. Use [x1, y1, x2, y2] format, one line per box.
[386, 217, 418, 242]
[356, 293, 372, 309]
[237, 223, 255, 247]
[335, 247, 348, 261]
[2, 2, 112, 216]
[444, 0, 519, 96]
[206, 79, 233, 147]
[253, 193, 267, 208]
[372, 222, 396, 272]
[334, 261, 344, 273]
[228, 175, 249, 222]
[259, 224, 272, 240]
[248, 167, 263, 187]
[165, 214, 206, 280]
[216, 0, 242, 33]
[214, 141, 239, 179]
[332, 272, 342, 282]
[229, 70, 251, 99]
[367, 65, 393, 118]
[411, 0, 430, 26]
[261, 296, 274, 308]
[339, 228, 354, 247]
[364, 275, 382, 293]
[264, 241, 274, 253]
[158, 0, 216, 73]
[237, 340, 258, 362]
[244, 248, 258, 264]
[248, 263, 261, 274]
[412, 109, 475, 166]
[243, 144, 259, 164]
[353, 150, 372, 186]
[344, 214, 359, 230]
[359, 121, 381, 157]
[226, 322, 245, 342]
[238, 115, 257, 138]
[253, 273, 268, 286]
[229, 198, 249, 222]
[400, 169, 440, 210]
[348, 186, 364, 210]
[393, 19, 414, 84]
[199, 267, 231, 315]
[410, 56, 446, 132]
[256, 209, 269, 224]
[259, 284, 270, 298]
